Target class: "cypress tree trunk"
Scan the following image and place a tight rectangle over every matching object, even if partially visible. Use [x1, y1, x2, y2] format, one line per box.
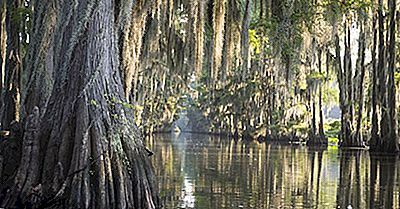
[21, 0, 58, 117]
[318, 49, 326, 144]
[384, 0, 398, 151]
[211, 0, 226, 88]
[307, 46, 326, 146]
[370, 0, 398, 153]
[194, 0, 205, 77]
[334, 33, 345, 145]
[341, 22, 353, 147]
[1, 0, 160, 208]
[354, 22, 366, 147]
[370, 11, 379, 149]
[378, 0, 388, 145]
[221, 0, 240, 83]
[241, 0, 252, 80]
[1, 0, 22, 130]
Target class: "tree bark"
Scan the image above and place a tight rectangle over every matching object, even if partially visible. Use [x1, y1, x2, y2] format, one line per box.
[21, 0, 59, 118]
[334, 32, 345, 145]
[241, 0, 252, 81]
[370, 0, 399, 153]
[340, 19, 361, 147]
[354, 22, 366, 147]
[1, 0, 160, 208]
[120, 1, 151, 102]
[194, 0, 205, 77]
[378, 0, 388, 143]
[342, 22, 353, 147]
[1, 0, 22, 130]
[384, 0, 398, 151]
[371, 10, 379, 149]
[318, 48, 325, 142]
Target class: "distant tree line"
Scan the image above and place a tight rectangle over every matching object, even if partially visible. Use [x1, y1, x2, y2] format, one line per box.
[107, 0, 400, 153]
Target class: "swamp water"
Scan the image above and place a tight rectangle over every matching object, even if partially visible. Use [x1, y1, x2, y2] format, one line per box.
[147, 133, 400, 209]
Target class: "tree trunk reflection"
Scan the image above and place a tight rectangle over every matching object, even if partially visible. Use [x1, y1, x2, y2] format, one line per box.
[148, 134, 400, 209]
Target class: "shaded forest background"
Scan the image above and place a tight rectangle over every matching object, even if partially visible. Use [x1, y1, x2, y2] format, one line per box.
[116, 0, 399, 152]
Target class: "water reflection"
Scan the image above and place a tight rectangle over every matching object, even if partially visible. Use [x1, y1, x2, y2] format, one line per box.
[369, 154, 398, 209]
[147, 133, 400, 209]
[337, 151, 364, 209]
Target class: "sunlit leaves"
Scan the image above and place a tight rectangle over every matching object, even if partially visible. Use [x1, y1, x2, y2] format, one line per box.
[249, 29, 261, 54]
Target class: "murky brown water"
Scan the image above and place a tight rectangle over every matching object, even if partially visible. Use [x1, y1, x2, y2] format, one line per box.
[147, 133, 400, 209]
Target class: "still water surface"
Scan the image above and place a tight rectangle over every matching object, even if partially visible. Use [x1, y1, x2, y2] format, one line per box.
[147, 133, 400, 209]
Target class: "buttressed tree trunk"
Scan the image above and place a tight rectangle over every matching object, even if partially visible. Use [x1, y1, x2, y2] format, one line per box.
[370, 0, 398, 153]
[1, 0, 160, 208]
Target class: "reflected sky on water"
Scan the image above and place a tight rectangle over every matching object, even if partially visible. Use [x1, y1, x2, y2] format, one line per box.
[147, 133, 400, 209]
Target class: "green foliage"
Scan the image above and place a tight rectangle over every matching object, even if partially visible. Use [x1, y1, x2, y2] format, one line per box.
[323, 0, 372, 24]
[104, 0, 384, 140]
[395, 71, 400, 85]
[307, 72, 325, 82]
[249, 29, 261, 55]
[291, 122, 309, 135]
[322, 86, 339, 105]
[292, 0, 316, 31]
[340, 0, 372, 11]
[328, 137, 339, 145]
[324, 120, 341, 140]
[299, 80, 307, 91]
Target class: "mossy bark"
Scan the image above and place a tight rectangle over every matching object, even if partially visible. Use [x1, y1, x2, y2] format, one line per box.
[1, 0, 160, 208]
